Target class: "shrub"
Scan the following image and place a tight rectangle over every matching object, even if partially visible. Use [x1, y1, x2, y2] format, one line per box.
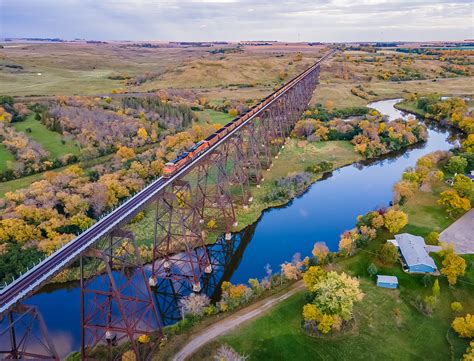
[367, 263, 378, 278]
[425, 231, 440, 245]
[213, 344, 248, 361]
[445, 155, 467, 174]
[178, 293, 210, 317]
[451, 302, 463, 312]
[378, 243, 399, 266]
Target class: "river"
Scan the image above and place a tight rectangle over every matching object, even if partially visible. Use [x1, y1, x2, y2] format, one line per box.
[1, 99, 459, 358]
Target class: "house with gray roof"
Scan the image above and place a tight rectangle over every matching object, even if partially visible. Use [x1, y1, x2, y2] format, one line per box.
[390, 233, 437, 273]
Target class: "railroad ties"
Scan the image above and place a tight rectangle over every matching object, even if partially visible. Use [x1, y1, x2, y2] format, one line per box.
[0, 54, 326, 360]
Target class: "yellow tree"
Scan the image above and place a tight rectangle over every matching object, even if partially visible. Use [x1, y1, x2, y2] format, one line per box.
[137, 127, 148, 141]
[303, 266, 326, 290]
[452, 314, 474, 338]
[383, 208, 408, 233]
[228, 108, 238, 117]
[438, 190, 471, 216]
[441, 253, 466, 285]
[116, 146, 136, 161]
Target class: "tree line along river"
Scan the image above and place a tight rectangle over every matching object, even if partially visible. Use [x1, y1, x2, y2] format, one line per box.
[1, 99, 460, 358]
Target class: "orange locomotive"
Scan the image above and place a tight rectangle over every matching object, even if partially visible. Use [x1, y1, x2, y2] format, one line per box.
[162, 115, 251, 178]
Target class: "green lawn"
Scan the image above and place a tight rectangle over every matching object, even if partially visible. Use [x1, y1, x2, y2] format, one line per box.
[13, 114, 79, 158]
[0, 143, 15, 172]
[200, 228, 474, 361]
[400, 183, 455, 237]
[195, 109, 234, 126]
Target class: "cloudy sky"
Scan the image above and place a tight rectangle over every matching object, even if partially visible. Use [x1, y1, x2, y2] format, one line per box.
[1, 0, 472, 42]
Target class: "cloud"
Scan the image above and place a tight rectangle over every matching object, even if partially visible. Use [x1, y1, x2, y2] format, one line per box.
[0, 0, 472, 41]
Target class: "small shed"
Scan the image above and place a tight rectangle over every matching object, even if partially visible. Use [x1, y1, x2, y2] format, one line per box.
[376, 275, 398, 289]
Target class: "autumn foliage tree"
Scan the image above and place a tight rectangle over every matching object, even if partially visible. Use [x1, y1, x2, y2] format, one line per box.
[452, 314, 474, 338]
[383, 208, 408, 233]
[438, 190, 471, 217]
[312, 242, 330, 264]
[302, 269, 364, 335]
[441, 253, 466, 285]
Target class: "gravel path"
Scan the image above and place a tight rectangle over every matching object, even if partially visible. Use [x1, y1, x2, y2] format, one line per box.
[172, 281, 305, 361]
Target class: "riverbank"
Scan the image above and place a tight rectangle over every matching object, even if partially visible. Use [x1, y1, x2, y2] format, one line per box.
[187, 165, 474, 361]
[52, 100, 433, 284]
[50, 139, 364, 284]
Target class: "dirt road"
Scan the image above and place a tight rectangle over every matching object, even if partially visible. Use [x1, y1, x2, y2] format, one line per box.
[172, 281, 305, 361]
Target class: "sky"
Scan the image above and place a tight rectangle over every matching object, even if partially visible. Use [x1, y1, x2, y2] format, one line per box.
[0, 0, 473, 42]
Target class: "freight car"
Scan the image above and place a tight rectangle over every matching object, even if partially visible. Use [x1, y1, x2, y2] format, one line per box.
[161, 51, 334, 179]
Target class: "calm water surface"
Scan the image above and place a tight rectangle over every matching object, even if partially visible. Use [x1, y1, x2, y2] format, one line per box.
[5, 99, 459, 357]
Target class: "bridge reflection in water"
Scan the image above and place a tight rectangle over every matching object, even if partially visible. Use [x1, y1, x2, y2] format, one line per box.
[0, 223, 256, 359]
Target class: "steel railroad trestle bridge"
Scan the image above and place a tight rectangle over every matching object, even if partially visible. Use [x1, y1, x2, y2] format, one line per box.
[0, 50, 334, 360]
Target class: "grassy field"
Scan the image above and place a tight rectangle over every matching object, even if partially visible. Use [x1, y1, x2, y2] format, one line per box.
[0, 43, 323, 97]
[208, 262, 473, 361]
[0, 143, 15, 171]
[195, 109, 233, 125]
[13, 114, 79, 158]
[312, 77, 474, 108]
[191, 234, 474, 361]
[400, 182, 455, 237]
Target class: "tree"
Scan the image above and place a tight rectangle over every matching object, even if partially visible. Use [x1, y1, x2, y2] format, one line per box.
[116, 146, 136, 161]
[367, 263, 378, 278]
[137, 127, 148, 141]
[383, 208, 408, 233]
[324, 100, 334, 112]
[462, 341, 474, 361]
[378, 243, 399, 266]
[452, 314, 474, 338]
[213, 344, 247, 361]
[462, 134, 474, 153]
[281, 262, 300, 280]
[303, 266, 326, 290]
[318, 314, 334, 334]
[425, 231, 440, 245]
[310, 271, 364, 321]
[179, 293, 210, 317]
[228, 108, 238, 117]
[338, 236, 353, 256]
[453, 174, 473, 198]
[312, 242, 329, 264]
[445, 156, 467, 174]
[432, 279, 440, 298]
[441, 253, 466, 285]
[438, 190, 471, 216]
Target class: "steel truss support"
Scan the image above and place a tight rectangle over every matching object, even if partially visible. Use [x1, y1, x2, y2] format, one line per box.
[80, 229, 161, 360]
[151, 180, 211, 292]
[195, 151, 237, 237]
[0, 304, 59, 360]
[220, 133, 252, 207]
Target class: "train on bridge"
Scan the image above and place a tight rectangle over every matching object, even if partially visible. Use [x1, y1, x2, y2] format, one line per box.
[162, 50, 334, 177]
